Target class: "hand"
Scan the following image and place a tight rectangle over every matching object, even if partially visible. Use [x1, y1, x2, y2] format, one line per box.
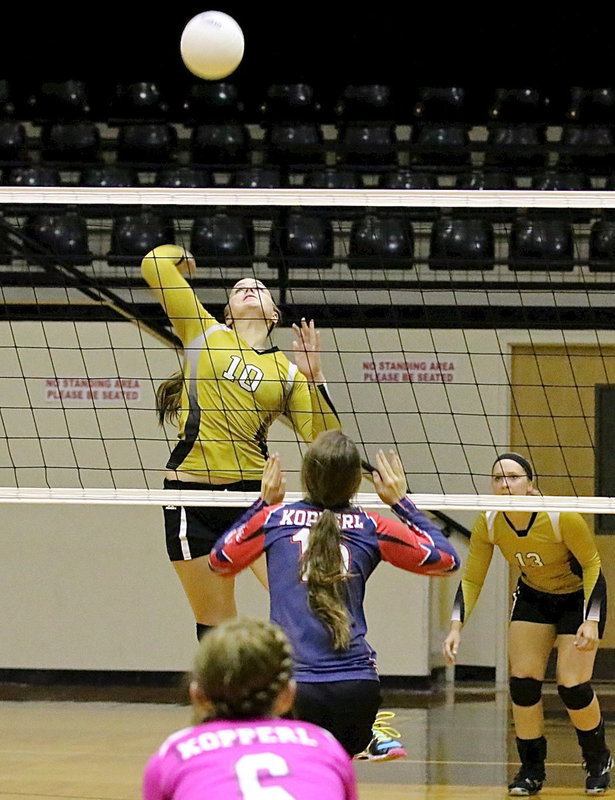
[292, 318, 324, 383]
[174, 248, 197, 279]
[574, 620, 599, 651]
[261, 453, 286, 505]
[443, 628, 461, 663]
[372, 449, 407, 506]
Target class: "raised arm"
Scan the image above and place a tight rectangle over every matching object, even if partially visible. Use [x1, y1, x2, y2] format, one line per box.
[140, 244, 214, 343]
[284, 318, 341, 441]
[370, 449, 461, 575]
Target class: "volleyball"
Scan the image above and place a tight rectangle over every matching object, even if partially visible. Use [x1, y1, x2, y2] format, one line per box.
[180, 10, 245, 81]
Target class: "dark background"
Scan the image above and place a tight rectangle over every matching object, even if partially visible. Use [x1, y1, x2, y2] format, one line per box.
[1, 4, 614, 95]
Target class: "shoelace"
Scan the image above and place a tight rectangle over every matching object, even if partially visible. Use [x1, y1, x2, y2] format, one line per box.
[371, 710, 402, 742]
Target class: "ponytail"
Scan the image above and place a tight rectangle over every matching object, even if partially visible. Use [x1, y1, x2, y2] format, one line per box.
[155, 370, 184, 426]
[300, 509, 351, 651]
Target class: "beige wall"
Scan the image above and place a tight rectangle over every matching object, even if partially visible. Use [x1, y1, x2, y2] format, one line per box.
[2, 322, 612, 675]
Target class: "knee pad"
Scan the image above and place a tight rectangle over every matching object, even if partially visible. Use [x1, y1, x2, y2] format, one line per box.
[557, 682, 595, 710]
[509, 676, 543, 707]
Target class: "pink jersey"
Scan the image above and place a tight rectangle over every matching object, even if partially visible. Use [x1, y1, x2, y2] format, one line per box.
[142, 717, 358, 800]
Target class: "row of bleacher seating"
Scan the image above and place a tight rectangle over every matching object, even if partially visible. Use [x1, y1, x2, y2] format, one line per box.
[1, 164, 615, 191]
[5, 210, 615, 271]
[4, 81, 615, 125]
[3, 120, 615, 173]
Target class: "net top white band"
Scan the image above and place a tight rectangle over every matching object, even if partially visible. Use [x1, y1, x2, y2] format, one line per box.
[1, 487, 614, 513]
[2, 187, 615, 208]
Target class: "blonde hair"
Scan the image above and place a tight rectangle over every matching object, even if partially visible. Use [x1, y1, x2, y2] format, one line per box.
[300, 430, 362, 651]
[193, 618, 293, 720]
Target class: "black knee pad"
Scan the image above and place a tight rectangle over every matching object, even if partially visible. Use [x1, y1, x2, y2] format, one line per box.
[509, 676, 543, 707]
[557, 682, 595, 710]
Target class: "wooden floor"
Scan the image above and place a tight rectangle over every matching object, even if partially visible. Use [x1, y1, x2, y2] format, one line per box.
[1, 685, 613, 800]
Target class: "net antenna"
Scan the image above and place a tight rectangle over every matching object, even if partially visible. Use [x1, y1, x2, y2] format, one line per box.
[1, 186, 614, 525]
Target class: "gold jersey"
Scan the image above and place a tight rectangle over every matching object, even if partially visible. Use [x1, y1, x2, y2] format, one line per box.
[142, 258, 341, 481]
[452, 510, 603, 624]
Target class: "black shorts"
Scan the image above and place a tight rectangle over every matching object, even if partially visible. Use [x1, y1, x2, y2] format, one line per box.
[510, 580, 606, 638]
[163, 478, 262, 561]
[293, 679, 382, 757]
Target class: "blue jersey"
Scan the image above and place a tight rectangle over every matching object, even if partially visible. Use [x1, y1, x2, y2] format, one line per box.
[210, 497, 460, 682]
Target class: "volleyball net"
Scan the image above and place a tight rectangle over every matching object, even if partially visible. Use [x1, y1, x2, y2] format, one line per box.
[2, 186, 615, 517]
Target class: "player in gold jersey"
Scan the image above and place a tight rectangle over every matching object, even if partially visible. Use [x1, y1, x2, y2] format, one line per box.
[443, 453, 610, 797]
[141, 244, 341, 640]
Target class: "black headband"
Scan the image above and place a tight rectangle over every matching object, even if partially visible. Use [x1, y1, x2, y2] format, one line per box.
[492, 452, 534, 480]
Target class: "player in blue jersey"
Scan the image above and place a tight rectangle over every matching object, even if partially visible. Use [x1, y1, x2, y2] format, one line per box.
[209, 429, 460, 760]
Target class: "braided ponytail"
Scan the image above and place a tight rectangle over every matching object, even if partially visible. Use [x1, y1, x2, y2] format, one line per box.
[192, 618, 294, 721]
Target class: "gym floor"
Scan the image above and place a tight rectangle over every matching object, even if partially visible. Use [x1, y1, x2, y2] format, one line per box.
[2, 682, 614, 799]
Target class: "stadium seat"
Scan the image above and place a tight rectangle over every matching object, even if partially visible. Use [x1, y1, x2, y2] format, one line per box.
[228, 167, 283, 188]
[107, 211, 174, 265]
[25, 80, 94, 122]
[181, 81, 243, 123]
[454, 170, 516, 220]
[336, 123, 398, 167]
[488, 88, 550, 123]
[589, 217, 615, 271]
[0, 79, 15, 118]
[508, 217, 575, 270]
[0, 121, 27, 165]
[304, 168, 360, 188]
[413, 87, 468, 123]
[429, 217, 495, 270]
[190, 212, 254, 269]
[116, 123, 178, 166]
[269, 211, 334, 271]
[557, 125, 615, 175]
[484, 124, 548, 170]
[259, 83, 320, 121]
[377, 170, 439, 221]
[262, 122, 324, 167]
[40, 121, 101, 163]
[79, 164, 139, 186]
[154, 166, 212, 188]
[334, 84, 394, 122]
[190, 122, 250, 167]
[348, 214, 413, 268]
[531, 171, 592, 222]
[21, 210, 92, 266]
[6, 165, 61, 186]
[409, 123, 471, 168]
[107, 81, 170, 122]
[565, 87, 615, 123]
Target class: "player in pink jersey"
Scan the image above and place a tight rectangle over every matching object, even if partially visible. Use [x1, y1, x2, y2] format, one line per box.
[142, 617, 358, 800]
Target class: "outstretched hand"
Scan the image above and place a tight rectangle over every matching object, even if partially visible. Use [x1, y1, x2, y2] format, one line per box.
[292, 318, 324, 383]
[372, 449, 407, 506]
[261, 453, 286, 505]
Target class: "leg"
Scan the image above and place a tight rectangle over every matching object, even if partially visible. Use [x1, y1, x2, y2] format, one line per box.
[507, 620, 556, 796]
[293, 680, 381, 757]
[173, 556, 237, 626]
[509, 620, 556, 739]
[556, 635, 611, 795]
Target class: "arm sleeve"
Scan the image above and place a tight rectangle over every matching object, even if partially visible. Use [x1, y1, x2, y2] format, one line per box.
[141, 754, 166, 800]
[208, 500, 271, 575]
[560, 512, 606, 622]
[374, 496, 461, 575]
[141, 255, 217, 344]
[451, 514, 494, 624]
[283, 374, 341, 442]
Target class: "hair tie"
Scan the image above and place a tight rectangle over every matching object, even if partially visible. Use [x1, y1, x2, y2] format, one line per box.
[493, 452, 533, 480]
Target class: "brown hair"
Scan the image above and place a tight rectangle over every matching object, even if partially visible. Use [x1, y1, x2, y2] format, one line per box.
[300, 430, 363, 651]
[155, 370, 184, 426]
[193, 617, 293, 721]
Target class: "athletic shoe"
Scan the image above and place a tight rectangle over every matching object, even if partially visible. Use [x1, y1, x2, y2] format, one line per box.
[354, 711, 407, 762]
[508, 771, 544, 796]
[584, 751, 613, 795]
